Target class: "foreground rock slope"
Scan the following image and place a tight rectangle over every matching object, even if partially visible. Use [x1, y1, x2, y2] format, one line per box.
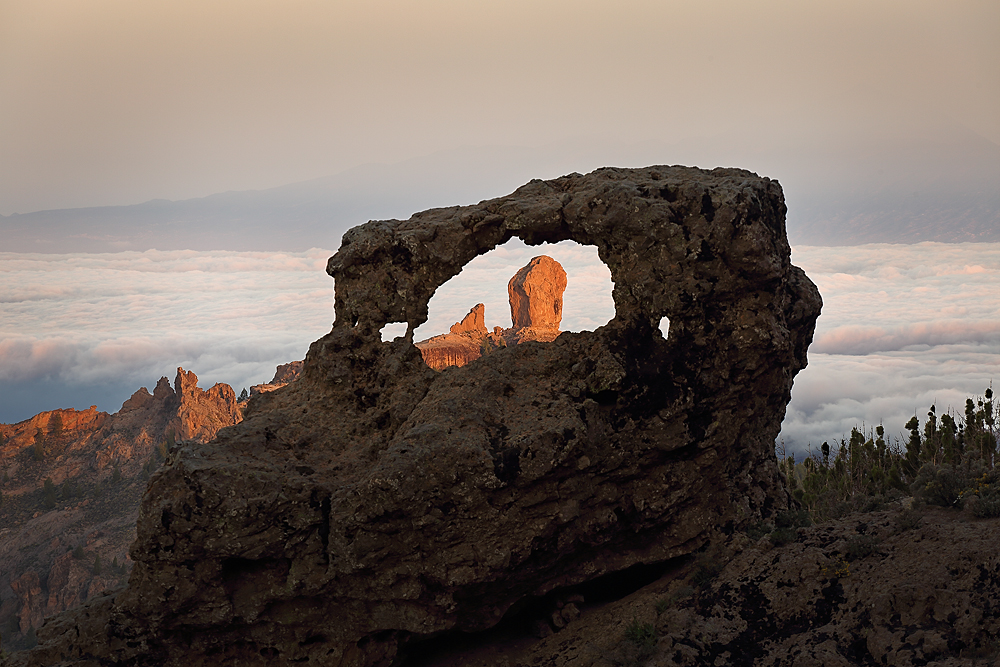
[10, 166, 821, 666]
[413, 503, 1000, 667]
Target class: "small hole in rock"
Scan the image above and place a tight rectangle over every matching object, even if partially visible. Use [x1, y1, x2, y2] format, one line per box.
[380, 322, 408, 342]
[659, 316, 670, 339]
[413, 238, 614, 371]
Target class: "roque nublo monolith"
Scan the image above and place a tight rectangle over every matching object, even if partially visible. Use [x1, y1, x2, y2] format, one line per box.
[13, 166, 822, 667]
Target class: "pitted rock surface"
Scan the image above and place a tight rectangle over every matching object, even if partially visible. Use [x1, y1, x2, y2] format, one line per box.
[13, 166, 821, 667]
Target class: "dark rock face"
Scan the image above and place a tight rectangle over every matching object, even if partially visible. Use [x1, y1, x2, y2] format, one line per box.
[14, 166, 821, 667]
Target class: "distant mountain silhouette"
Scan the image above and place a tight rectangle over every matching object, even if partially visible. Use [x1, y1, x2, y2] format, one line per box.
[3, 130, 998, 252]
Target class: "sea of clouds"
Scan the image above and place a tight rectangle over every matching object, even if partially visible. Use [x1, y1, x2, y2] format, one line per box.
[2, 242, 997, 456]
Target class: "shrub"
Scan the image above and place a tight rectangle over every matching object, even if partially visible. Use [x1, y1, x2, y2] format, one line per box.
[691, 553, 725, 590]
[911, 463, 968, 507]
[42, 478, 57, 509]
[966, 475, 1000, 518]
[775, 509, 812, 529]
[768, 527, 798, 546]
[971, 494, 1000, 518]
[844, 534, 880, 561]
[894, 507, 923, 532]
[820, 558, 850, 579]
[746, 520, 773, 541]
[656, 585, 694, 614]
[624, 617, 656, 649]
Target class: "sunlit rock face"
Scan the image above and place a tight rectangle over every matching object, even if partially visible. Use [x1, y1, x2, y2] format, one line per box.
[415, 303, 490, 370]
[0, 367, 242, 655]
[505, 254, 567, 342]
[16, 166, 821, 667]
[249, 360, 304, 398]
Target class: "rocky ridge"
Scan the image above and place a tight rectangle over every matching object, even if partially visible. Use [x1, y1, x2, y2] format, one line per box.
[248, 361, 305, 398]
[0, 369, 242, 653]
[11, 166, 821, 666]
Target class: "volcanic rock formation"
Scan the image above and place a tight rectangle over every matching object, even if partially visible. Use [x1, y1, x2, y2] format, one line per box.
[249, 360, 305, 397]
[414, 304, 491, 371]
[11, 166, 822, 667]
[415, 504, 1000, 667]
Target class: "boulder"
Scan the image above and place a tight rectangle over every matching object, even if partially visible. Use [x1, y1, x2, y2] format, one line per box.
[14, 166, 821, 667]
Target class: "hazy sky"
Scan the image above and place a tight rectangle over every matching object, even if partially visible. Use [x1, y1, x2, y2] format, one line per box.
[1, 0, 997, 214]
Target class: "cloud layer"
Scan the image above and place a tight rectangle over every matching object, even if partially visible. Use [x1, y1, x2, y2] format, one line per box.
[3, 243, 998, 455]
[0, 249, 336, 422]
[782, 243, 1000, 452]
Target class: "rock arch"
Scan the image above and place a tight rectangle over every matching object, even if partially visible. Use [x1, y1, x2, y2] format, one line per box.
[20, 166, 822, 667]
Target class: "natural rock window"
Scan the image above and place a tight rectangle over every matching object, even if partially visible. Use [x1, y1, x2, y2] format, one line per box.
[408, 239, 614, 369]
[379, 321, 408, 341]
[18, 166, 821, 667]
[659, 315, 671, 339]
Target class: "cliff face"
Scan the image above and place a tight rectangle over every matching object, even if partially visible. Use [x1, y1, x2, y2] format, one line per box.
[14, 166, 821, 667]
[415, 304, 490, 371]
[249, 360, 304, 397]
[415, 504, 1000, 667]
[0, 368, 242, 653]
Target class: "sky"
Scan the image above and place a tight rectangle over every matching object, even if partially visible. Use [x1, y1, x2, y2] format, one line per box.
[1, 0, 998, 215]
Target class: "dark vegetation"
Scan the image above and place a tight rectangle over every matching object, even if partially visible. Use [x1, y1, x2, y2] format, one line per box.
[613, 388, 999, 663]
[778, 387, 997, 523]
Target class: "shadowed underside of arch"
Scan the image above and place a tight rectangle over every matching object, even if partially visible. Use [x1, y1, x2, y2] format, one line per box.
[19, 166, 822, 667]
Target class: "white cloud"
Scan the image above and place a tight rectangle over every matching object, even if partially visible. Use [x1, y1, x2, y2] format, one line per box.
[0, 249, 336, 421]
[783, 242, 1000, 452]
